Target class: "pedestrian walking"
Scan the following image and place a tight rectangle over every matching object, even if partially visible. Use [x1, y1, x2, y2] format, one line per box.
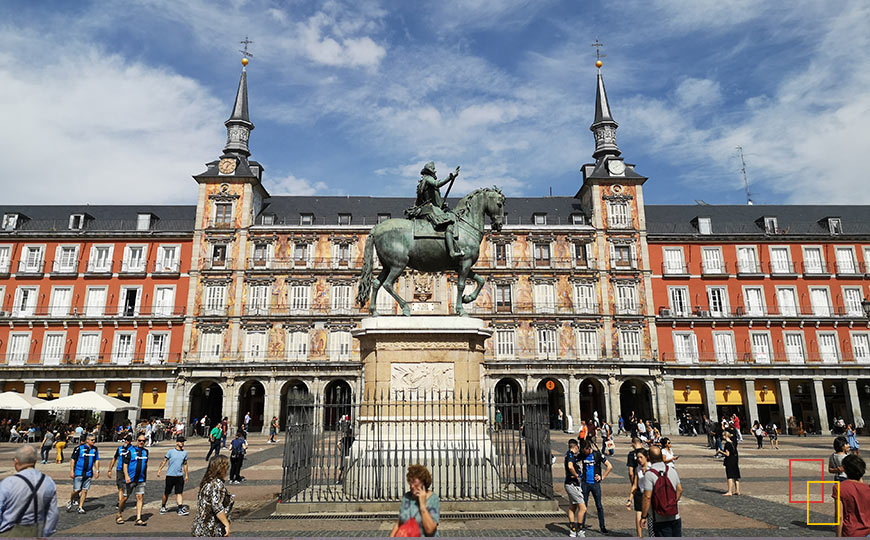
[602, 421, 614, 456]
[641, 445, 682, 537]
[626, 447, 649, 538]
[618, 415, 626, 436]
[752, 421, 764, 449]
[766, 421, 780, 450]
[157, 436, 190, 516]
[228, 431, 247, 484]
[389, 464, 440, 538]
[717, 430, 741, 496]
[660, 438, 678, 467]
[564, 439, 587, 538]
[243, 412, 251, 432]
[39, 430, 54, 464]
[66, 434, 99, 514]
[845, 424, 859, 455]
[54, 429, 67, 464]
[494, 409, 503, 432]
[579, 438, 613, 534]
[835, 454, 870, 537]
[117, 433, 149, 526]
[220, 418, 229, 449]
[0, 446, 59, 537]
[108, 434, 133, 513]
[268, 417, 279, 443]
[206, 424, 223, 461]
[192, 455, 234, 537]
[830, 436, 850, 481]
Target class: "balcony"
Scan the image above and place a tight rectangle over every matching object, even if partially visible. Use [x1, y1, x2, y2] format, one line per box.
[735, 262, 764, 277]
[153, 260, 181, 274]
[85, 261, 114, 276]
[119, 261, 147, 275]
[50, 260, 79, 276]
[1, 304, 187, 319]
[661, 263, 689, 277]
[208, 219, 235, 229]
[614, 303, 642, 316]
[767, 261, 798, 277]
[612, 258, 639, 271]
[836, 261, 863, 278]
[0, 353, 182, 366]
[701, 262, 729, 277]
[800, 261, 833, 277]
[16, 260, 45, 277]
[201, 258, 233, 271]
[201, 306, 228, 317]
[0, 261, 9, 276]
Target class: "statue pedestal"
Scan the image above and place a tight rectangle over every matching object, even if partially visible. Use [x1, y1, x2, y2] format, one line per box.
[347, 316, 498, 499]
[353, 316, 491, 398]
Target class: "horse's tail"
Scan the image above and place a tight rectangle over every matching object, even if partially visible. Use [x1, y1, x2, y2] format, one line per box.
[356, 234, 375, 307]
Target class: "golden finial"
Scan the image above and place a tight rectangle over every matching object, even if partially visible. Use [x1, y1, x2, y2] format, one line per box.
[239, 36, 253, 68]
[241, 57, 249, 66]
[591, 39, 606, 68]
[596, 60, 603, 68]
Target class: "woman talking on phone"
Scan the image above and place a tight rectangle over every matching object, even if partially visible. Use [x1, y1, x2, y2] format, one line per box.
[389, 464, 440, 537]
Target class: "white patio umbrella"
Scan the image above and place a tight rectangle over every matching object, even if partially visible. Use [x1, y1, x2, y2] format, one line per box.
[0, 391, 46, 410]
[32, 391, 137, 412]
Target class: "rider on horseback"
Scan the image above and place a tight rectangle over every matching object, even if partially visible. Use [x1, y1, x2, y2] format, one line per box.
[405, 161, 464, 259]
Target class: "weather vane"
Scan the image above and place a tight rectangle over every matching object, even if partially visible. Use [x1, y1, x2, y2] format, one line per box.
[591, 38, 606, 66]
[239, 36, 254, 66]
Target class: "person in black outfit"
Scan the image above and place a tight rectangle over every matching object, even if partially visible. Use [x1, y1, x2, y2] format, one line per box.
[717, 430, 741, 495]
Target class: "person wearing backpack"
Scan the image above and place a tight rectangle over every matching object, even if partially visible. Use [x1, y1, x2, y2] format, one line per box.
[205, 425, 223, 462]
[0, 446, 59, 537]
[228, 431, 248, 484]
[641, 445, 682, 537]
[578, 438, 613, 534]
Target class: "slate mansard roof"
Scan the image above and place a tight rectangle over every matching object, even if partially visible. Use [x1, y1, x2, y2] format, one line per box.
[0, 205, 195, 233]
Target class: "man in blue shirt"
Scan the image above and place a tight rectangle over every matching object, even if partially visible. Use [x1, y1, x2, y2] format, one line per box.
[578, 438, 613, 534]
[156, 436, 190, 515]
[564, 439, 587, 537]
[107, 434, 133, 511]
[118, 434, 149, 526]
[66, 434, 99, 514]
[0, 445, 59, 536]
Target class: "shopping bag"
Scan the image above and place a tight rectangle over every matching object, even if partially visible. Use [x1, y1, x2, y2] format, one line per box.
[395, 517, 421, 537]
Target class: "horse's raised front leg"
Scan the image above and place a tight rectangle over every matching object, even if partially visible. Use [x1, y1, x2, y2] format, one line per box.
[381, 264, 411, 316]
[461, 270, 486, 304]
[369, 268, 390, 316]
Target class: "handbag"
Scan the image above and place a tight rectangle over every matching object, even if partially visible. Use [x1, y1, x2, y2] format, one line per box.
[604, 439, 615, 452]
[395, 517, 421, 537]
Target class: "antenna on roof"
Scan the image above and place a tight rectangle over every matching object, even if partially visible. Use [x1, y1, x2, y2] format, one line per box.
[736, 146, 753, 205]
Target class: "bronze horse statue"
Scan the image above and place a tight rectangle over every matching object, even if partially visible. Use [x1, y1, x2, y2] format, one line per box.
[356, 187, 505, 316]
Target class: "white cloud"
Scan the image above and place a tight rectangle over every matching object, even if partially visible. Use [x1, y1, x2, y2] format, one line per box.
[268, 173, 330, 196]
[674, 78, 722, 109]
[0, 29, 223, 204]
[298, 12, 386, 68]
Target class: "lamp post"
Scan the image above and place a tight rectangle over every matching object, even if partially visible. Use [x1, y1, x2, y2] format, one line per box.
[861, 297, 870, 317]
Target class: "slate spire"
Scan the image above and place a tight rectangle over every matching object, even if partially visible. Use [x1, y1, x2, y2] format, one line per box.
[223, 58, 254, 157]
[589, 62, 620, 160]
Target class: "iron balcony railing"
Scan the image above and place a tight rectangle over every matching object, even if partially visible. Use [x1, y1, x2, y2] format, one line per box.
[0, 305, 186, 319]
[660, 350, 869, 365]
[0, 353, 182, 366]
[153, 260, 181, 273]
[51, 260, 79, 274]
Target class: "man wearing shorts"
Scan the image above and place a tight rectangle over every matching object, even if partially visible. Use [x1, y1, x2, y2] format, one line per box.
[67, 434, 99, 514]
[157, 436, 189, 515]
[108, 434, 133, 510]
[118, 434, 149, 526]
[564, 439, 587, 537]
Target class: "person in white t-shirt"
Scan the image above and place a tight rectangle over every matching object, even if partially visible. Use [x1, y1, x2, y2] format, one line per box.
[660, 437, 679, 467]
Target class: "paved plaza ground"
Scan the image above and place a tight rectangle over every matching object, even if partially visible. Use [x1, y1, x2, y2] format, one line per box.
[0, 431, 849, 537]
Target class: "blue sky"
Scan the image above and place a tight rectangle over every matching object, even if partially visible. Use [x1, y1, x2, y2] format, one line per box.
[2, 1, 869, 206]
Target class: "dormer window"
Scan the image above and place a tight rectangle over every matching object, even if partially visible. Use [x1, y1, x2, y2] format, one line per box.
[69, 214, 85, 230]
[763, 217, 778, 234]
[697, 217, 712, 235]
[261, 214, 275, 225]
[378, 213, 391, 224]
[828, 217, 842, 235]
[571, 214, 585, 225]
[533, 213, 547, 225]
[2, 214, 19, 231]
[137, 213, 152, 231]
[338, 213, 351, 226]
[300, 214, 314, 226]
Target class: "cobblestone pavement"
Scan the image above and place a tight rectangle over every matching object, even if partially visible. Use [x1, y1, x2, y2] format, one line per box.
[0, 431, 847, 537]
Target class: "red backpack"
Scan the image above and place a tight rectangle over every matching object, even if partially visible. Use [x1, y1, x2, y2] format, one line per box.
[650, 465, 679, 517]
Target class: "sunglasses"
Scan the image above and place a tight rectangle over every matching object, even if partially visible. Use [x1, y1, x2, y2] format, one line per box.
[137, 439, 146, 442]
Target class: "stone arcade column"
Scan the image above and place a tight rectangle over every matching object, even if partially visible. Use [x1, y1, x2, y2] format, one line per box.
[778, 379, 794, 433]
[608, 376, 620, 427]
[703, 378, 717, 421]
[662, 377, 677, 435]
[812, 378, 830, 434]
[744, 380, 759, 428]
[58, 382, 72, 423]
[567, 376, 581, 432]
[128, 381, 143, 424]
[846, 378, 862, 427]
[21, 382, 37, 423]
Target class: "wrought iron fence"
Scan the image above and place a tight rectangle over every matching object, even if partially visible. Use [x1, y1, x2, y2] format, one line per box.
[281, 390, 553, 504]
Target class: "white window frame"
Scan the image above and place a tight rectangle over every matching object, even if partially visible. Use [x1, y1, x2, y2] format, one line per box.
[828, 218, 842, 235]
[299, 213, 314, 226]
[287, 330, 309, 361]
[212, 202, 234, 227]
[54, 245, 79, 273]
[768, 245, 792, 274]
[69, 214, 85, 230]
[707, 286, 729, 317]
[76, 332, 101, 363]
[573, 283, 596, 314]
[701, 247, 724, 274]
[535, 327, 557, 359]
[572, 242, 590, 268]
[713, 331, 736, 364]
[784, 331, 806, 364]
[775, 286, 799, 317]
[809, 286, 832, 317]
[850, 332, 870, 364]
[842, 286, 864, 317]
[668, 286, 690, 317]
[863, 246, 870, 273]
[204, 284, 227, 316]
[13, 286, 39, 317]
[611, 243, 636, 269]
[763, 216, 778, 234]
[736, 245, 760, 273]
[246, 330, 268, 360]
[49, 286, 73, 317]
[156, 244, 180, 273]
[576, 329, 598, 360]
[88, 244, 114, 273]
[7, 332, 31, 365]
[153, 285, 176, 317]
[533, 242, 552, 268]
[750, 331, 772, 364]
[293, 242, 313, 268]
[289, 283, 312, 315]
[84, 286, 107, 317]
[495, 329, 516, 359]
[672, 331, 698, 364]
[742, 285, 766, 316]
[19, 245, 45, 273]
[615, 283, 638, 315]
[145, 332, 169, 364]
[251, 243, 274, 268]
[41, 331, 66, 365]
[332, 243, 354, 268]
[329, 331, 352, 360]
[198, 331, 223, 362]
[801, 246, 825, 274]
[533, 282, 555, 314]
[2, 214, 19, 230]
[607, 201, 630, 229]
[0, 245, 11, 274]
[835, 246, 858, 274]
[122, 244, 147, 273]
[618, 328, 641, 360]
[492, 242, 512, 268]
[817, 332, 840, 363]
[136, 213, 152, 231]
[118, 285, 142, 317]
[247, 283, 270, 316]
[533, 213, 547, 225]
[112, 331, 135, 365]
[331, 284, 352, 315]
[698, 217, 712, 235]
[662, 247, 686, 274]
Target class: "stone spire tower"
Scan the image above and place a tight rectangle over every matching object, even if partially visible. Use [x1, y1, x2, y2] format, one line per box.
[223, 59, 254, 158]
[590, 62, 621, 161]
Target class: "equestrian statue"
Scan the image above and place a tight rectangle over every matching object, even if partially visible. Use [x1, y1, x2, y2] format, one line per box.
[356, 162, 505, 316]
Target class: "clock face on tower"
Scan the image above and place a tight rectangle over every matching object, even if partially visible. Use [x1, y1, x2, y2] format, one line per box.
[218, 158, 237, 175]
[607, 159, 626, 176]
